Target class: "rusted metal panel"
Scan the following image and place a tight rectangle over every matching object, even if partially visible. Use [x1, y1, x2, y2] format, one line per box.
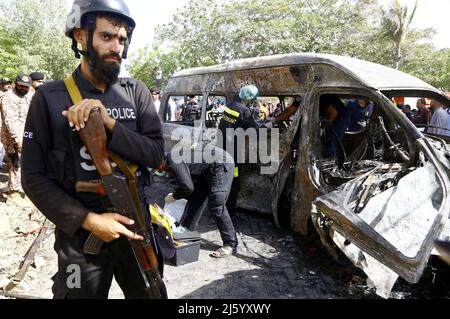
[172, 53, 438, 92]
[167, 64, 367, 97]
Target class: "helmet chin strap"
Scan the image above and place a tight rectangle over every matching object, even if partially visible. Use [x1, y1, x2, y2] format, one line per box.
[71, 24, 94, 73]
[71, 39, 82, 59]
[70, 14, 97, 72]
[123, 40, 129, 59]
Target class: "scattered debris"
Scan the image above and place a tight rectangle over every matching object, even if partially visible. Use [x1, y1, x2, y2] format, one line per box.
[0, 291, 48, 300]
[5, 219, 54, 292]
[0, 168, 56, 299]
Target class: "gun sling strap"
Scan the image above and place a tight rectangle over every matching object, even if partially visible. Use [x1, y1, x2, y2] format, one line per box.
[64, 76, 146, 247]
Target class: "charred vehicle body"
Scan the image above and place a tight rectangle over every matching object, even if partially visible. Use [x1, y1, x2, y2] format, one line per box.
[160, 53, 450, 297]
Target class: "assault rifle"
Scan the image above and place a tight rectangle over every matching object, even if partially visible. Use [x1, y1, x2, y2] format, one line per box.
[78, 109, 167, 299]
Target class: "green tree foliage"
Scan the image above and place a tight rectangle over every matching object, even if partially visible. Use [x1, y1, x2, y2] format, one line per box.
[0, 0, 78, 80]
[127, 47, 183, 89]
[150, 0, 381, 66]
[402, 46, 450, 92]
[129, 0, 448, 91]
[0, 28, 20, 78]
[380, 0, 418, 69]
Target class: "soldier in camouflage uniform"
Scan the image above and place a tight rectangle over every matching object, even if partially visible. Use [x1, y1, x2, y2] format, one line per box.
[0, 73, 32, 196]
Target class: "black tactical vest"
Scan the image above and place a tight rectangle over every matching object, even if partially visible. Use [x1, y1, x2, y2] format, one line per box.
[40, 77, 142, 212]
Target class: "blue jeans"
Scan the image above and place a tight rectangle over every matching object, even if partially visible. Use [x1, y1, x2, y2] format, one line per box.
[180, 163, 238, 249]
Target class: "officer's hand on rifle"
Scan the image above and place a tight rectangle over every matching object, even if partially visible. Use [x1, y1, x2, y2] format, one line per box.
[81, 212, 144, 243]
[62, 99, 116, 132]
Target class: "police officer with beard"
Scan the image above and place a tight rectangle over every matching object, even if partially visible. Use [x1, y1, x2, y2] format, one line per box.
[21, 0, 164, 299]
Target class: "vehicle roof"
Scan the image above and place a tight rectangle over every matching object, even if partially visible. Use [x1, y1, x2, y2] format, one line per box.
[172, 53, 439, 92]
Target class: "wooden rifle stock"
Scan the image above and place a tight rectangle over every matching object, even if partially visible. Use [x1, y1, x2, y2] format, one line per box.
[78, 109, 113, 176]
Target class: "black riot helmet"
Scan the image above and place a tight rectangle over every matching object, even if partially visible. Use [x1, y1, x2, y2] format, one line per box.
[65, 0, 136, 60]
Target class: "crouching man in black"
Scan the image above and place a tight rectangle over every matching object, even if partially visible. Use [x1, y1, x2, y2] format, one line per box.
[161, 143, 238, 258]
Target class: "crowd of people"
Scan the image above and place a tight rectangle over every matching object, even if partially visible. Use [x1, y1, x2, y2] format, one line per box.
[400, 98, 450, 136]
[164, 95, 203, 125]
[163, 93, 285, 128]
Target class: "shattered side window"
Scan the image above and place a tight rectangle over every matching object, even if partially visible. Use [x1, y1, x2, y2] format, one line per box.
[205, 96, 226, 128]
[269, 96, 303, 133]
[249, 97, 280, 124]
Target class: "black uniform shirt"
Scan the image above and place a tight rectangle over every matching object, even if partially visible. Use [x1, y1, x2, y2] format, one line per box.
[217, 100, 259, 164]
[21, 66, 164, 238]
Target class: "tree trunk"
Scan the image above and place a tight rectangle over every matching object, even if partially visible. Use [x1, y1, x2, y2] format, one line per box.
[394, 42, 401, 70]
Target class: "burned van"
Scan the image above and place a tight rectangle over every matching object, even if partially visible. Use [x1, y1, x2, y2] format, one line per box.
[159, 53, 450, 297]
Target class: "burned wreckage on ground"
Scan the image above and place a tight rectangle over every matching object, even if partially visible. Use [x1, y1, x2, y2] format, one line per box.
[160, 53, 450, 298]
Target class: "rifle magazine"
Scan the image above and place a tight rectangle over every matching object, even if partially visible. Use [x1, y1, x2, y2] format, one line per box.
[83, 233, 104, 255]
